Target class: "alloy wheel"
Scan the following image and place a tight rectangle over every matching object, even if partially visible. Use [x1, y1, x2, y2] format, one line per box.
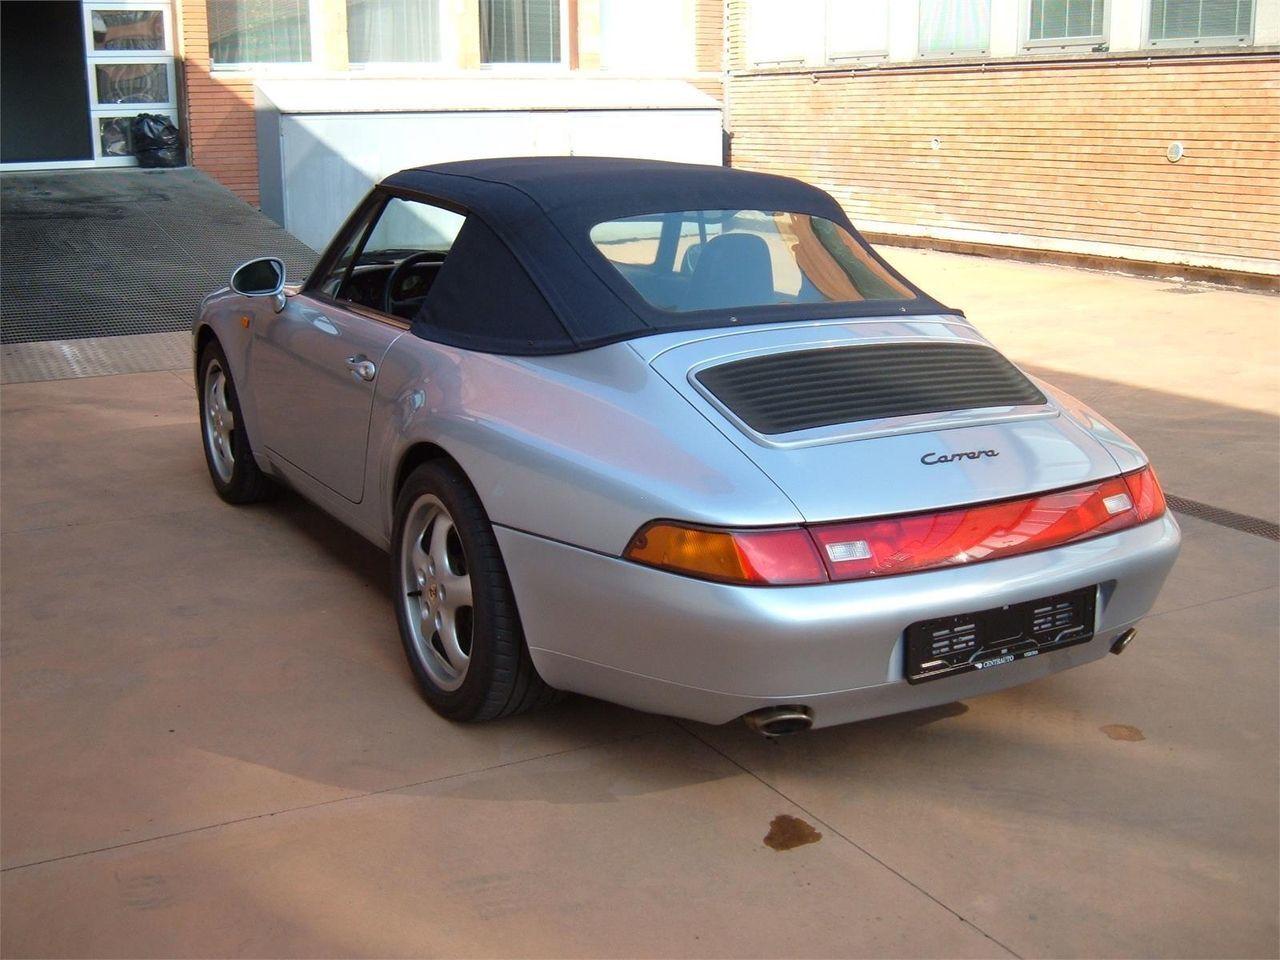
[400, 494, 475, 691]
[203, 360, 236, 483]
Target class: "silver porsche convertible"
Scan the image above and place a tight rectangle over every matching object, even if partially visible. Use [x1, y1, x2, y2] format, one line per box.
[194, 157, 1179, 735]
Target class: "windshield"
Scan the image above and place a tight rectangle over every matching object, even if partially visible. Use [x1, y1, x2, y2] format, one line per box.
[589, 209, 915, 314]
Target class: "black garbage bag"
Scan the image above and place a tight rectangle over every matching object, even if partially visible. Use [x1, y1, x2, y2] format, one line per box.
[130, 113, 184, 168]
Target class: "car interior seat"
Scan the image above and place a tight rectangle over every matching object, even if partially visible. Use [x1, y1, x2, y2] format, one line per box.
[682, 232, 774, 311]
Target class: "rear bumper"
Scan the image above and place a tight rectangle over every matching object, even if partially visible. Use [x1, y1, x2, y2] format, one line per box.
[496, 514, 1181, 727]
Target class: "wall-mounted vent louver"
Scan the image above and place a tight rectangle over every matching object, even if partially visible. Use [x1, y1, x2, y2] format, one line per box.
[695, 342, 1047, 436]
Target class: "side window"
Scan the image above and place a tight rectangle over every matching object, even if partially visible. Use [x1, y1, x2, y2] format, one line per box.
[313, 201, 381, 299]
[323, 195, 466, 320]
[363, 197, 465, 256]
[589, 216, 665, 268]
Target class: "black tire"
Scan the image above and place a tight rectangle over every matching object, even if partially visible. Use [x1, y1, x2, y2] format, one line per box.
[392, 461, 558, 722]
[197, 339, 276, 504]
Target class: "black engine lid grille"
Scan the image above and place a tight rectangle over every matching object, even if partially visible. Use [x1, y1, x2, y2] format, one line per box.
[694, 341, 1047, 436]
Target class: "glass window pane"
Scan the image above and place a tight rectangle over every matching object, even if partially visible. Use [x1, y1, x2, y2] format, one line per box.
[479, 0, 561, 63]
[590, 210, 915, 314]
[99, 117, 135, 156]
[919, 0, 991, 54]
[1149, 0, 1253, 40]
[90, 9, 165, 50]
[1029, 0, 1104, 40]
[589, 217, 669, 266]
[827, 0, 890, 58]
[330, 198, 466, 316]
[347, 0, 440, 62]
[599, 0, 690, 71]
[315, 203, 382, 298]
[365, 198, 465, 253]
[94, 63, 170, 104]
[206, 0, 311, 65]
[747, 0, 818, 65]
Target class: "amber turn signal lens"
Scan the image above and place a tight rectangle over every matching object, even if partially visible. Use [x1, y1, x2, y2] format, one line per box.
[623, 522, 828, 586]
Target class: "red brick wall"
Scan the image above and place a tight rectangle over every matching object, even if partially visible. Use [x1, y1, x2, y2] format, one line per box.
[175, 0, 259, 204]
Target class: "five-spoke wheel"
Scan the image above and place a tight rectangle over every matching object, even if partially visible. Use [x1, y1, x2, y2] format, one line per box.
[197, 339, 275, 504]
[400, 495, 475, 691]
[202, 359, 236, 483]
[391, 461, 557, 720]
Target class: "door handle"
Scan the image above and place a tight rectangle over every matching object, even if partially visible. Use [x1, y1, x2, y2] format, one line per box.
[346, 355, 377, 382]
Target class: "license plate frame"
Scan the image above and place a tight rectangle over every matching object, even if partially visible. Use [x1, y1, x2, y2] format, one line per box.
[904, 586, 1098, 684]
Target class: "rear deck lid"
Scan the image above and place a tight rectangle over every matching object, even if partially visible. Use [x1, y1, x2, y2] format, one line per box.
[694, 339, 1047, 436]
[646, 318, 1123, 524]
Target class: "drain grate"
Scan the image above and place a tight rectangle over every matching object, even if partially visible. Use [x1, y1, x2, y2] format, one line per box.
[1166, 495, 1279, 541]
[1, 168, 317, 344]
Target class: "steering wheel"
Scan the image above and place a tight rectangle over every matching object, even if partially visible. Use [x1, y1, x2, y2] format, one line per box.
[384, 252, 441, 318]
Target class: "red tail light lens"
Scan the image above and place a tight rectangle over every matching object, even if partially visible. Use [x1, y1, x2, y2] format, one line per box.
[810, 467, 1167, 582]
[624, 468, 1166, 586]
[1124, 465, 1167, 522]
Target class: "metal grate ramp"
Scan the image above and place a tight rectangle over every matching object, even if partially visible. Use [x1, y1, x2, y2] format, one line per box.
[1, 168, 317, 344]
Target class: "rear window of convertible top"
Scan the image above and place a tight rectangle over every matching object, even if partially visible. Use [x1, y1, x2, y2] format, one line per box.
[588, 209, 916, 314]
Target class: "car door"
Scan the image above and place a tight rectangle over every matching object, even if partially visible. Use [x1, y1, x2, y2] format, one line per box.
[250, 191, 463, 503]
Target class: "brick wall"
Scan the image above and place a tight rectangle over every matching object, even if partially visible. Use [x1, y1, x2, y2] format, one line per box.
[175, 0, 259, 204]
[724, 0, 1279, 276]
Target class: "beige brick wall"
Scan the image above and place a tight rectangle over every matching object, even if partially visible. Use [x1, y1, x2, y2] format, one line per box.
[723, 0, 1279, 275]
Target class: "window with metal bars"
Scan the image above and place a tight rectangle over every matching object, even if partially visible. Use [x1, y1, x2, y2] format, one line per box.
[206, 0, 311, 65]
[479, 0, 562, 64]
[1027, 0, 1107, 45]
[1148, 0, 1254, 45]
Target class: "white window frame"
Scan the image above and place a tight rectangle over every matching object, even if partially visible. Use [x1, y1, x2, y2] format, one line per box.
[1022, 0, 1110, 51]
[746, 0, 812, 67]
[90, 108, 180, 165]
[478, 0, 570, 69]
[82, 1, 173, 57]
[345, 0, 448, 70]
[825, 0, 891, 64]
[1143, 0, 1256, 47]
[917, 0, 994, 58]
[597, 0, 696, 74]
[88, 56, 177, 110]
[81, 1, 178, 167]
[206, 0, 320, 72]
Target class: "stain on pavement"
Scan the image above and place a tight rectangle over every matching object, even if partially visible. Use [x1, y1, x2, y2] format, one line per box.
[764, 814, 822, 851]
[1101, 724, 1146, 741]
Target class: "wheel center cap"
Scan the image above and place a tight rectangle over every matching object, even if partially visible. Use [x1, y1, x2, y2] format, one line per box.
[427, 582, 439, 604]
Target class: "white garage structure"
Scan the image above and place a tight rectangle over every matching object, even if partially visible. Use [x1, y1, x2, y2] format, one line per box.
[254, 77, 723, 252]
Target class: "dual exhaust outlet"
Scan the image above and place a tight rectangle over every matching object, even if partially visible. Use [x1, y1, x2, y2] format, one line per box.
[742, 629, 1137, 737]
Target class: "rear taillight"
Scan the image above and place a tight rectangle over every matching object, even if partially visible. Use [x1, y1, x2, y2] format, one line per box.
[1123, 465, 1167, 522]
[622, 522, 826, 585]
[810, 466, 1165, 582]
[624, 467, 1166, 586]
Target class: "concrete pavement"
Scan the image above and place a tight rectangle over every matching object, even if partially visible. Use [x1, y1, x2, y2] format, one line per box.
[2, 252, 1276, 958]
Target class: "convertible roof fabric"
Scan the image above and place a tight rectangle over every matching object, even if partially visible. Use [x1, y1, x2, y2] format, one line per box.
[381, 157, 946, 355]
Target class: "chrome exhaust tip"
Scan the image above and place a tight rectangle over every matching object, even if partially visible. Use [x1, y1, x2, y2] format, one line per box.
[742, 706, 814, 737]
[1110, 628, 1137, 656]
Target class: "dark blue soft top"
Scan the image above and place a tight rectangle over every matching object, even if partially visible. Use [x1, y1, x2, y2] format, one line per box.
[379, 157, 944, 355]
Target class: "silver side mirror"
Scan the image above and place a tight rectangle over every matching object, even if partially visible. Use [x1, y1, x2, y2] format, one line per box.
[230, 257, 287, 311]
